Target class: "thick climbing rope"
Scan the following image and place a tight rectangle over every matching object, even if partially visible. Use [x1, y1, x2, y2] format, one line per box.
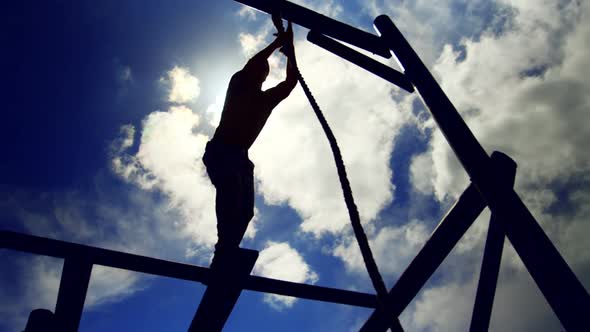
[295, 62, 393, 300]
[291, 62, 390, 299]
[272, 17, 401, 329]
[294, 54, 405, 332]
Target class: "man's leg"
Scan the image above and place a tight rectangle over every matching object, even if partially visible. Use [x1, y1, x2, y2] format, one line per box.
[215, 159, 254, 250]
[215, 179, 243, 251]
[205, 142, 255, 255]
[235, 159, 255, 244]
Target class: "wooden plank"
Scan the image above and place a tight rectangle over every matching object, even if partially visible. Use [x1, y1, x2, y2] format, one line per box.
[234, 0, 391, 58]
[307, 31, 413, 93]
[359, 181, 486, 331]
[54, 258, 93, 332]
[1, 231, 378, 308]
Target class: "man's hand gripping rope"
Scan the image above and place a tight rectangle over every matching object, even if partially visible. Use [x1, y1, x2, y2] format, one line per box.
[272, 13, 295, 62]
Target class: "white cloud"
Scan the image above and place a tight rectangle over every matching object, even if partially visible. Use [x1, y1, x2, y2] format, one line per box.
[85, 266, 146, 308]
[205, 93, 225, 127]
[111, 106, 220, 255]
[239, 32, 267, 57]
[366, 0, 514, 67]
[333, 220, 429, 282]
[161, 66, 201, 103]
[291, 0, 343, 19]
[412, 0, 589, 202]
[237, 5, 258, 21]
[8, 74, 269, 324]
[408, 281, 477, 331]
[409, 152, 435, 195]
[253, 241, 318, 310]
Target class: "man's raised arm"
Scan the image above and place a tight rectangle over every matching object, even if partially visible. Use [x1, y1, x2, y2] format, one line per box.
[264, 56, 297, 107]
[247, 36, 283, 68]
[264, 21, 298, 107]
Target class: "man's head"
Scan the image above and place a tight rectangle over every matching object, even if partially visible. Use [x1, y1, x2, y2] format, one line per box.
[246, 58, 270, 89]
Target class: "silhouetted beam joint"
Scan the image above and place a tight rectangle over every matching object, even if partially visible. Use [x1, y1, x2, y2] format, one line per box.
[234, 0, 391, 58]
[359, 178, 489, 331]
[470, 152, 516, 332]
[307, 31, 414, 93]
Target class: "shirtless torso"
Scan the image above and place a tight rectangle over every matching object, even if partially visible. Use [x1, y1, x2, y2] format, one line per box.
[213, 49, 297, 149]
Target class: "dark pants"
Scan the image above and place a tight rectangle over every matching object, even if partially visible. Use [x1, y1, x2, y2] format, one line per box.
[203, 139, 254, 252]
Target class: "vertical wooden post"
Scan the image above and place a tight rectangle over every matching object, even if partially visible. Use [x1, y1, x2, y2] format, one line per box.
[188, 248, 259, 332]
[54, 258, 93, 332]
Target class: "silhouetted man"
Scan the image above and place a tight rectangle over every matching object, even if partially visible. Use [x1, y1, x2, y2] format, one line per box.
[203, 22, 297, 257]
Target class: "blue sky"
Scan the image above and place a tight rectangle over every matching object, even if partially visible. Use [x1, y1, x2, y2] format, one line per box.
[2, 0, 589, 331]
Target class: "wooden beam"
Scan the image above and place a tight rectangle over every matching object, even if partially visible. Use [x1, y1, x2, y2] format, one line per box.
[470, 152, 516, 332]
[234, 0, 391, 58]
[307, 31, 414, 93]
[1, 231, 378, 309]
[55, 258, 93, 332]
[359, 180, 487, 332]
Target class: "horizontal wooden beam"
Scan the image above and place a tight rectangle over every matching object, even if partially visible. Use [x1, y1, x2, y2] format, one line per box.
[234, 0, 391, 58]
[1, 230, 377, 308]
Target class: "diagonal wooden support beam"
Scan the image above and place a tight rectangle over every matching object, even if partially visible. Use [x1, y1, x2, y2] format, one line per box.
[188, 248, 258, 332]
[234, 0, 391, 58]
[307, 31, 414, 93]
[360, 178, 487, 332]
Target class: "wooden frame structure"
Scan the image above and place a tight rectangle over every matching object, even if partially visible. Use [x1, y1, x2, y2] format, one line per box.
[1, 230, 378, 331]
[2, 1, 588, 331]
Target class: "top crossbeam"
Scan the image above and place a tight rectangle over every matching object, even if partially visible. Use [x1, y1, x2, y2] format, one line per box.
[235, 0, 391, 58]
